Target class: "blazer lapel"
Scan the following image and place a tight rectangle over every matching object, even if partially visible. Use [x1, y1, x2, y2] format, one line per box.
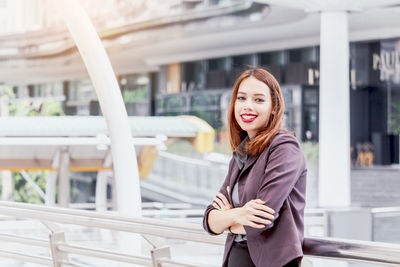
[228, 164, 240, 204]
[238, 155, 258, 205]
[240, 155, 258, 175]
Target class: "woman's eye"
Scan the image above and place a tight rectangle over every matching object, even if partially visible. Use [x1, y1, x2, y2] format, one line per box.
[255, 98, 265, 103]
[237, 96, 245, 100]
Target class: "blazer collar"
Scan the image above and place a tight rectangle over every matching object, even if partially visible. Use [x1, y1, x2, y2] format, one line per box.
[229, 154, 258, 190]
[241, 154, 258, 174]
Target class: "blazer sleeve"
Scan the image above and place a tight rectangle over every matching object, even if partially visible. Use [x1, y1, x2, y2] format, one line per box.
[202, 157, 234, 235]
[243, 134, 306, 238]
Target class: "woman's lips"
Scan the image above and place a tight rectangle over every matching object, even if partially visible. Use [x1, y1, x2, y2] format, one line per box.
[241, 114, 257, 123]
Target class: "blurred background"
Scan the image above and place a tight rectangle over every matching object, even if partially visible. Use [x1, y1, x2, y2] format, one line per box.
[0, 0, 400, 266]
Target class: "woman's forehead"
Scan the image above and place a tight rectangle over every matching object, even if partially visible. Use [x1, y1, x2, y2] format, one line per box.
[238, 77, 270, 95]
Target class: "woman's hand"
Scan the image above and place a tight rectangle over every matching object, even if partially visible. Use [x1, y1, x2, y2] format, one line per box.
[230, 223, 246, 235]
[212, 192, 232, 211]
[233, 199, 275, 229]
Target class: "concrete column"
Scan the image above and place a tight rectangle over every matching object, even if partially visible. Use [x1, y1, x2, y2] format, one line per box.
[46, 150, 60, 206]
[57, 149, 70, 207]
[95, 150, 112, 212]
[0, 94, 12, 201]
[318, 11, 351, 207]
[1, 171, 12, 201]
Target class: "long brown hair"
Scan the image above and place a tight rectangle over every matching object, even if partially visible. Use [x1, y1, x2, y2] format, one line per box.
[228, 67, 288, 156]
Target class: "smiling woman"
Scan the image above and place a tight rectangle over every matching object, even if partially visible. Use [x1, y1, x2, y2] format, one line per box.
[203, 67, 307, 267]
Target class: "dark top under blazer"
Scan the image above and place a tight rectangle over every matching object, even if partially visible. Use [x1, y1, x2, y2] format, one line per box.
[203, 133, 307, 267]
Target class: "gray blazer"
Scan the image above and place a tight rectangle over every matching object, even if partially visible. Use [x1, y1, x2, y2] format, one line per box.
[203, 133, 307, 267]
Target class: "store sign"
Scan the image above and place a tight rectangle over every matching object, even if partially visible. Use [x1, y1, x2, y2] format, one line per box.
[372, 41, 400, 83]
[372, 51, 400, 73]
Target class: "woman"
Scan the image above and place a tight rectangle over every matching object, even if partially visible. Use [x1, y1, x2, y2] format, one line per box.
[203, 67, 307, 267]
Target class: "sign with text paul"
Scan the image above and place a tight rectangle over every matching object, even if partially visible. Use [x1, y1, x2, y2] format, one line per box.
[372, 39, 400, 84]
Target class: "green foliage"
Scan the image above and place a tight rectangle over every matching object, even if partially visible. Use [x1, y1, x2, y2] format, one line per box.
[0, 85, 15, 98]
[392, 103, 400, 134]
[12, 171, 47, 204]
[9, 99, 63, 116]
[122, 87, 148, 103]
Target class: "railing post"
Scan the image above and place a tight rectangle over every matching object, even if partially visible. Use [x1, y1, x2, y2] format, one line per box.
[150, 246, 171, 267]
[42, 222, 70, 267]
[49, 231, 69, 267]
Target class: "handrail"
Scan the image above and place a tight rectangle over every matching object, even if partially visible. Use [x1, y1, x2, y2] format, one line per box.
[0, 201, 203, 232]
[0, 250, 53, 266]
[372, 206, 400, 216]
[57, 243, 153, 266]
[0, 201, 399, 266]
[0, 206, 224, 245]
[304, 237, 400, 266]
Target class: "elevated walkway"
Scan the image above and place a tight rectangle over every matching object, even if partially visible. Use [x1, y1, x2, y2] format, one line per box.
[0, 115, 214, 175]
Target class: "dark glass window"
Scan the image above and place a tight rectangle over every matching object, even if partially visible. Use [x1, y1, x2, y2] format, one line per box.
[259, 51, 284, 66]
[232, 54, 253, 68]
[208, 58, 226, 71]
[288, 47, 318, 63]
[181, 61, 205, 91]
[207, 57, 228, 88]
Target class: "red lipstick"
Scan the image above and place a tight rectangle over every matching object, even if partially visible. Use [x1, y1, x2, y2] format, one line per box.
[241, 114, 257, 123]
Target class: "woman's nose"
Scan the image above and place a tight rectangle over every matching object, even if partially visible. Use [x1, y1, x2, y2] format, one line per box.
[243, 99, 254, 110]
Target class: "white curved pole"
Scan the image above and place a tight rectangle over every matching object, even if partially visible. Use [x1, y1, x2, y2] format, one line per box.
[54, 1, 142, 217]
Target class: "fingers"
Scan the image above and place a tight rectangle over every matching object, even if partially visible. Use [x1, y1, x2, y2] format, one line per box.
[213, 197, 223, 210]
[247, 221, 266, 229]
[212, 202, 221, 210]
[250, 199, 275, 214]
[252, 209, 275, 221]
[216, 192, 230, 207]
[249, 214, 273, 226]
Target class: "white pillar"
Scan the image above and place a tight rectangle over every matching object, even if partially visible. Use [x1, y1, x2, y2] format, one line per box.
[0, 94, 12, 201]
[319, 11, 351, 207]
[58, 149, 70, 207]
[95, 150, 112, 212]
[46, 149, 60, 206]
[1, 171, 12, 201]
[54, 0, 142, 217]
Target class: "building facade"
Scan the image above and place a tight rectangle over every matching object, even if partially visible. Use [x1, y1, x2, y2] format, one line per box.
[1, 0, 400, 165]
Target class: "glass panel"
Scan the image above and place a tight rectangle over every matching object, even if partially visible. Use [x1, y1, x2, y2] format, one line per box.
[391, 86, 400, 134]
[304, 106, 318, 141]
[232, 54, 253, 67]
[68, 79, 95, 102]
[304, 89, 318, 105]
[120, 74, 150, 104]
[288, 47, 317, 63]
[181, 61, 205, 91]
[208, 57, 226, 71]
[259, 51, 284, 66]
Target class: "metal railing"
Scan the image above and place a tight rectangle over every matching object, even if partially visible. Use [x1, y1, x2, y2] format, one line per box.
[0, 201, 399, 266]
[371, 207, 400, 243]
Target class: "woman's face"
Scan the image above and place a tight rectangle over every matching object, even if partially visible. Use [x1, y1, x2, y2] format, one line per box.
[234, 76, 272, 139]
